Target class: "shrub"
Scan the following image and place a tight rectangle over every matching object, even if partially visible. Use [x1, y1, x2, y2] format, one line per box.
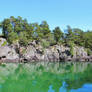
[1, 41, 7, 46]
[87, 48, 92, 56]
[41, 40, 50, 48]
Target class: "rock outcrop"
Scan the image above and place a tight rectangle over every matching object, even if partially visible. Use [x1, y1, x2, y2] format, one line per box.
[0, 38, 92, 62]
[0, 38, 19, 62]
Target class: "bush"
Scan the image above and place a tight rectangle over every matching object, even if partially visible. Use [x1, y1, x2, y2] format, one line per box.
[19, 32, 28, 46]
[41, 40, 50, 48]
[87, 48, 92, 56]
[69, 41, 74, 57]
[21, 48, 26, 54]
[8, 32, 18, 44]
[1, 41, 7, 46]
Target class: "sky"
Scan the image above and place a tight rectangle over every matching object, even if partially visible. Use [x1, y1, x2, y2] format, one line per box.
[0, 0, 92, 32]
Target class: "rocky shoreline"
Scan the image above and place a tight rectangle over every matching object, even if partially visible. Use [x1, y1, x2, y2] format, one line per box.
[0, 38, 92, 62]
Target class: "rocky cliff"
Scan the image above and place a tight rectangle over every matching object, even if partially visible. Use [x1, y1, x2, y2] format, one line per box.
[0, 38, 92, 62]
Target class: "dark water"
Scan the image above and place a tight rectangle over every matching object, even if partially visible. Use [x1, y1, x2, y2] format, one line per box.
[0, 62, 92, 92]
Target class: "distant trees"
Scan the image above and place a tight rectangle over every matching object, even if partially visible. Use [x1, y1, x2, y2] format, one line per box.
[0, 16, 92, 53]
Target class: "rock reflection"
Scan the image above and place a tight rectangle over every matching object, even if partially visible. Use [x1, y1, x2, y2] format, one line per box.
[0, 62, 92, 92]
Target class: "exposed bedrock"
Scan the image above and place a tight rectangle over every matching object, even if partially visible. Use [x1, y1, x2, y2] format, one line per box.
[0, 38, 92, 62]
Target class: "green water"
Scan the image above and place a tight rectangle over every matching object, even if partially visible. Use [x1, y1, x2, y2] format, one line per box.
[0, 62, 92, 92]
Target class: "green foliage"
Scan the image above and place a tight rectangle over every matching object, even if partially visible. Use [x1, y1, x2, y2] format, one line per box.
[19, 32, 28, 46]
[40, 21, 50, 38]
[41, 40, 50, 48]
[86, 48, 92, 56]
[73, 28, 84, 46]
[65, 26, 74, 44]
[53, 27, 63, 43]
[47, 33, 56, 46]
[32, 23, 43, 41]
[2, 18, 10, 37]
[21, 48, 26, 54]
[69, 41, 74, 57]
[1, 41, 7, 46]
[7, 32, 18, 44]
[0, 63, 6, 67]
[84, 31, 92, 49]
[70, 46, 73, 57]
[0, 16, 92, 52]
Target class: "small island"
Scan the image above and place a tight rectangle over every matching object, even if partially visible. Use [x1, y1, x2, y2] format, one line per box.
[0, 16, 92, 62]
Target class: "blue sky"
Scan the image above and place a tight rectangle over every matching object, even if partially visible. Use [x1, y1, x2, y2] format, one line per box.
[0, 0, 92, 32]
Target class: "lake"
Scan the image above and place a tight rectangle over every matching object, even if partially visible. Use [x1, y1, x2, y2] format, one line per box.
[0, 62, 92, 92]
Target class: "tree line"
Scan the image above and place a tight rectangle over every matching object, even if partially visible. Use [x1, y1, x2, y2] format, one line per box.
[0, 16, 92, 54]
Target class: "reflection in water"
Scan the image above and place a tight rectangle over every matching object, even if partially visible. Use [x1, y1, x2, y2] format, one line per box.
[48, 82, 68, 92]
[48, 82, 92, 92]
[70, 84, 92, 92]
[48, 85, 55, 92]
[59, 82, 68, 92]
[0, 85, 2, 88]
[0, 62, 92, 92]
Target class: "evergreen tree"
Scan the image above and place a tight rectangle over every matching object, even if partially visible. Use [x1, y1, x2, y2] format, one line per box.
[40, 21, 50, 38]
[53, 27, 63, 43]
[0, 16, 92, 51]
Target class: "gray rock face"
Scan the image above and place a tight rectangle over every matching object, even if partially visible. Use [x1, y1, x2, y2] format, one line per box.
[73, 46, 87, 58]
[44, 47, 59, 62]
[0, 38, 19, 62]
[21, 44, 90, 62]
[0, 46, 19, 62]
[0, 38, 91, 62]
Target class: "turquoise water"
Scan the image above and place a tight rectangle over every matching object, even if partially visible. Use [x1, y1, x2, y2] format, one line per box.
[0, 62, 92, 92]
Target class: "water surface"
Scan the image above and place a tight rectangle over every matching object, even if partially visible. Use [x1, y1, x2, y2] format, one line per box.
[0, 62, 92, 92]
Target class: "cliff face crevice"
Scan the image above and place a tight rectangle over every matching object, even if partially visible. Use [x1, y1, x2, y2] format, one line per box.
[0, 38, 92, 62]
